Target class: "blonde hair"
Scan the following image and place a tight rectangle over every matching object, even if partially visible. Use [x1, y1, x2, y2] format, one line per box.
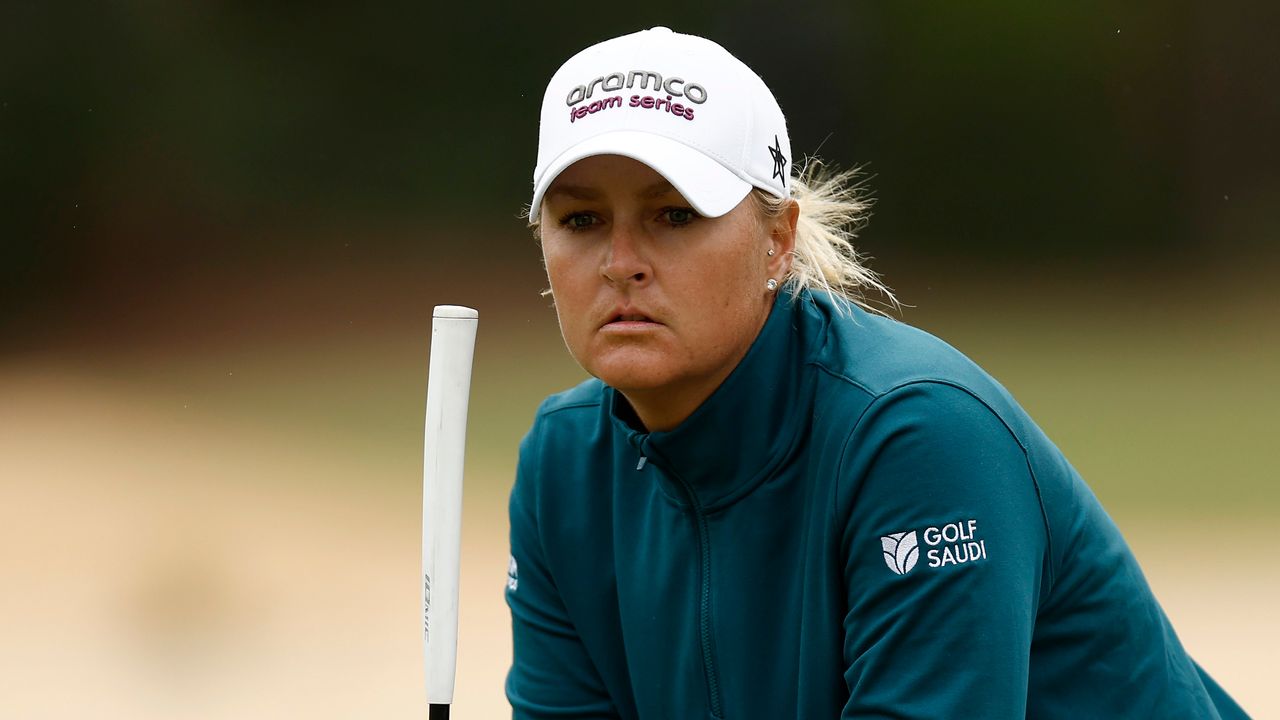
[753, 159, 899, 317]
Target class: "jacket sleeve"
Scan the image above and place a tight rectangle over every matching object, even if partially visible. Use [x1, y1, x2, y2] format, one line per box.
[838, 381, 1051, 719]
[505, 430, 621, 719]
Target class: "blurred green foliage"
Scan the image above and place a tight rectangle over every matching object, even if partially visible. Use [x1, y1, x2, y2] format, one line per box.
[4, 1, 1278, 322]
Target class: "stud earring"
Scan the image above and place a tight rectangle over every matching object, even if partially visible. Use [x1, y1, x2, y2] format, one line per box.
[767, 248, 776, 256]
[766, 278, 778, 292]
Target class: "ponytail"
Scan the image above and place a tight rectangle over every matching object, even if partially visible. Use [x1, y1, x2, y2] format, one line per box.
[752, 159, 899, 316]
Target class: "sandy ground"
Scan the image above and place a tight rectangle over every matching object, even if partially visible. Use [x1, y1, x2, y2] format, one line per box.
[0, 367, 1273, 718]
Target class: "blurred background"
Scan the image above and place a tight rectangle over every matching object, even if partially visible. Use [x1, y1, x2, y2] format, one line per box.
[2, 2, 1277, 717]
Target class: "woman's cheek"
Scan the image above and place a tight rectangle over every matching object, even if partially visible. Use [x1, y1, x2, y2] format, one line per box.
[544, 248, 579, 306]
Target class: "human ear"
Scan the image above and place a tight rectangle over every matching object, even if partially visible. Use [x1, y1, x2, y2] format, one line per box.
[767, 199, 799, 279]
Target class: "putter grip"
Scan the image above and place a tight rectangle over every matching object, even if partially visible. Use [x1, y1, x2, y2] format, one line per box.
[423, 305, 478, 706]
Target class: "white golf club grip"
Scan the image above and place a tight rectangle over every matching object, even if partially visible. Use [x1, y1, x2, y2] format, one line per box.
[423, 305, 478, 706]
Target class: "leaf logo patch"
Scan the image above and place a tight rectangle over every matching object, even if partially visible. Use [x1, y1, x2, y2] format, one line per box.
[881, 530, 920, 575]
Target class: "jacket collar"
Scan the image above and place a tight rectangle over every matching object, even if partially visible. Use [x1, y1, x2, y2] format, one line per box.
[608, 290, 823, 510]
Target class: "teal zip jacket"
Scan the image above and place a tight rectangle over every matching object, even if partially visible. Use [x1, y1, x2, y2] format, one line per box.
[505, 288, 1248, 719]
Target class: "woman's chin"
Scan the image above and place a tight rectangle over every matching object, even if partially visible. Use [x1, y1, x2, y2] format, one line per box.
[584, 351, 683, 394]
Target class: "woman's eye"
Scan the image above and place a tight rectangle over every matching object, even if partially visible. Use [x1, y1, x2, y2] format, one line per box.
[663, 207, 698, 226]
[558, 213, 597, 230]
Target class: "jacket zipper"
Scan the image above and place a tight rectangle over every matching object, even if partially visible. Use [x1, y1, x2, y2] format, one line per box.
[683, 481, 724, 720]
[636, 440, 723, 719]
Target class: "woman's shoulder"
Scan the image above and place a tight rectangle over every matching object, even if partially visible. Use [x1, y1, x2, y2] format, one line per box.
[535, 376, 608, 418]
[518, 377, 610, 458]
[802, 292, 1006, 404]
[514, 378, 619, 515]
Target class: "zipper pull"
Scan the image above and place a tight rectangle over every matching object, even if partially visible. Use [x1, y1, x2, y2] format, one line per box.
[635, 455, 648, 471]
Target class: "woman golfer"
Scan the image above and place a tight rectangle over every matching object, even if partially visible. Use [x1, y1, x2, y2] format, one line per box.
[505, 27, 1248, 719]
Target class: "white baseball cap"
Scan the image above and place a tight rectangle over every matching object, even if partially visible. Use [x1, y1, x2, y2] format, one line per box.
[530, 27, 792, 221]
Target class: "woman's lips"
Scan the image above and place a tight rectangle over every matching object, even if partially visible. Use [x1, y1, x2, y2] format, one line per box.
[602, 312, 662, 331]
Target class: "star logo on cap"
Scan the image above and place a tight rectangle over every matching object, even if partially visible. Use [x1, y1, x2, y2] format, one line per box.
[769, 135, 787, 186]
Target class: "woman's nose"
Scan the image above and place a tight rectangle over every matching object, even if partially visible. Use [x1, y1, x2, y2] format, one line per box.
[600, 223, 651, 286]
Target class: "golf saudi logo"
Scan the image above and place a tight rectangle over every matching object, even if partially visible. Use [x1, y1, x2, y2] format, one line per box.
[881, 531, 919, 575]
[881, 519, 988, 576]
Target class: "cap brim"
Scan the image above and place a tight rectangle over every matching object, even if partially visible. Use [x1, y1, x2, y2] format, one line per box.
[530, 130, 753, 222]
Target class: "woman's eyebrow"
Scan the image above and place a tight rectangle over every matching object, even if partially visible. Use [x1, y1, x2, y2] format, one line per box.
[639, 180, 677, 199]
[546, 184, 601, 201]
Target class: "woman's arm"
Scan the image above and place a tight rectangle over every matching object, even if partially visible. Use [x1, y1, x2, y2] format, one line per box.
[837, 381, 1051, 719]
[506, 438, 621, 719]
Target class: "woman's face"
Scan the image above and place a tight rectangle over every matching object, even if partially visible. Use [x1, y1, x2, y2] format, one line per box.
[540, 154, 794, 429]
